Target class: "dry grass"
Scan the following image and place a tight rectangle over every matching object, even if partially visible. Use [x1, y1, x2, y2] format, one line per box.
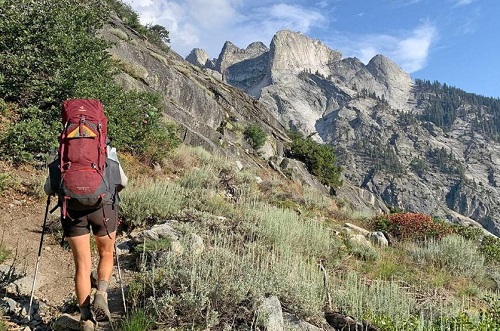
[118, 145, 500, 330]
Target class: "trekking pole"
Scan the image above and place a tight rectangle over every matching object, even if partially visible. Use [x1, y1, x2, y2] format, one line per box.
[28, 196, 51, 321]
[114, 240, 127, 316]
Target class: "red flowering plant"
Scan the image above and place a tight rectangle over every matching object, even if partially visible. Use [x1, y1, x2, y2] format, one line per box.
[375, 212, 453, 241]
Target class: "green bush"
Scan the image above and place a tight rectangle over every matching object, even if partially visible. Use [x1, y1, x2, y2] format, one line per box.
[106, 0, 170, 50]
[135, 238, 172, 253]
[131, 234, 325, 329]
[119, 309, 154, 331]
[410, 234, 484, 278]
[0, 115, 60, 163]
[287, 130, 342, 188]
[120, 179, 186, 227]
[0, 0, 111, 107]
[480, 235, 500, 264]
[0, 0, 177, 164]
[106, 0, 141, 28]
[0, 172, 16, 194]
[451, 224, 484, 241]
[244, 123, 267, 150]
[345, 236, 379, 261]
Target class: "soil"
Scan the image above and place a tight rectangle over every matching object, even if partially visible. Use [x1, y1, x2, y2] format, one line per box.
[0, 167, 132, 330]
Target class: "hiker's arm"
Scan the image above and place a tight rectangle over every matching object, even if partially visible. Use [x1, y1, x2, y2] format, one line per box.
[107, 146, 128, 191]
[44, 177, 54, 195]
[117, 163, 128, 192]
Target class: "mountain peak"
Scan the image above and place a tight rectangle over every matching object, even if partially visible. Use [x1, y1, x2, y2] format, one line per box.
[269, 29, 342, 76]
[213, 40, 269, 73]
[367, 54, 410, 82]
[185, 48, 211, 68]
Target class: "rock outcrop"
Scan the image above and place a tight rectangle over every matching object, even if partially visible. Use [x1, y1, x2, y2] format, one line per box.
[101, 14, 290, 171]
[187, 29, 500, 236]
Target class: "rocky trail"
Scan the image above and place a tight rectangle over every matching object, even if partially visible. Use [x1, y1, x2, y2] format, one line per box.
[0, 194, 133, 331]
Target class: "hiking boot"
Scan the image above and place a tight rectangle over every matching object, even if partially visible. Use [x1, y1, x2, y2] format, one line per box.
[93, 290, 111, 322]
[79, 319, 97, 331]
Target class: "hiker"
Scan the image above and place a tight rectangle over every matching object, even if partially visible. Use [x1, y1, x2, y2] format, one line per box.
[44, 99, 128, 331]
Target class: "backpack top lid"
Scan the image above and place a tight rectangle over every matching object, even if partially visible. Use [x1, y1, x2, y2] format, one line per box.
[61, 99, 107, 130]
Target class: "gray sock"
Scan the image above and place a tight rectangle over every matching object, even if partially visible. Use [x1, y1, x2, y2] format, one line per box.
[97, 280, 108, 293]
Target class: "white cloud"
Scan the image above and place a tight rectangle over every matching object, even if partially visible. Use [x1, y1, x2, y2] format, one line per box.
[331, 22, 438, 73]
[452, 0, 477, 6]
[124, 0, 436, 73]
[125, 0, 326, 58]
[393, 23, 438, 72]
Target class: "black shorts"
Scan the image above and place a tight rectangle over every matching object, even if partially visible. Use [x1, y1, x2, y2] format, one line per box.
[62, 204, 118, 237]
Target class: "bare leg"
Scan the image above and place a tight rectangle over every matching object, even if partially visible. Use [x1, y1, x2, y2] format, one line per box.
[92, 231, 116, 321]
[67, 234, 92, 307]
[95, 231, 116, 282]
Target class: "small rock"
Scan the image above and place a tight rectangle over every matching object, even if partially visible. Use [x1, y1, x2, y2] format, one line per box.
[37, 301, 47, 314]
[350, 234, 372, 247]
[255, 296, 283, 331]
[188, 233, 204, 255]
[1, 296, 19, 313]
[135, 221, 179, 242]
[170, 240, 184, 256]
[369, 231, 389, 247]
[12, 275, 35, 296]
[283, 312, 322, 330]
[21, 303, 31, 317]
[344, 223, 371, 236]
[116, 240, 133, 254]
[52, 313, 80, 331]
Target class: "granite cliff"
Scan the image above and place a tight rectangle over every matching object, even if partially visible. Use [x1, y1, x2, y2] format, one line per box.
[188, 29, 500, 236]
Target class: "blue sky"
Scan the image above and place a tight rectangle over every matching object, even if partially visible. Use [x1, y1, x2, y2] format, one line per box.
[125, 0, 499, 98]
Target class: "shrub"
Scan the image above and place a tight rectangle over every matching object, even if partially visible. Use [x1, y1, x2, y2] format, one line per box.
[0, 114, 60, 163]
[375, 212, 453, 240]
[0, 0, 111, 106]
[131, 234, 325, 329]
[135, 238, 172, 253]
[106, 0, 170, 50]
[247, 202, 335, 259]
[120, 179, 186, 227]
[345, 237, 379, 261]
[409, 157, 427, 177]
[0, 313, 6, 331]
[479, 235, 500, 264]
[243, 123, 267, 150]
[410, 234, 484, 278]
[0, 245, 9, 264]
[0, 172, 16, 194]
[332, 272, 415, 328]
[106, 0, 141, 29]
[0, 0, 176, 164]
[119, 309, 154, 331]
[451, 224, 484, 241]
[287, 130, 342, 188]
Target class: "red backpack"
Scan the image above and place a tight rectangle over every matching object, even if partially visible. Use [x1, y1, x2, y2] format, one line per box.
[58, 99, 110, 216]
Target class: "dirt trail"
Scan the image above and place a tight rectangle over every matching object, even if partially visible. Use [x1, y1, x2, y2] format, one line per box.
[1, 195, 128, 330]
